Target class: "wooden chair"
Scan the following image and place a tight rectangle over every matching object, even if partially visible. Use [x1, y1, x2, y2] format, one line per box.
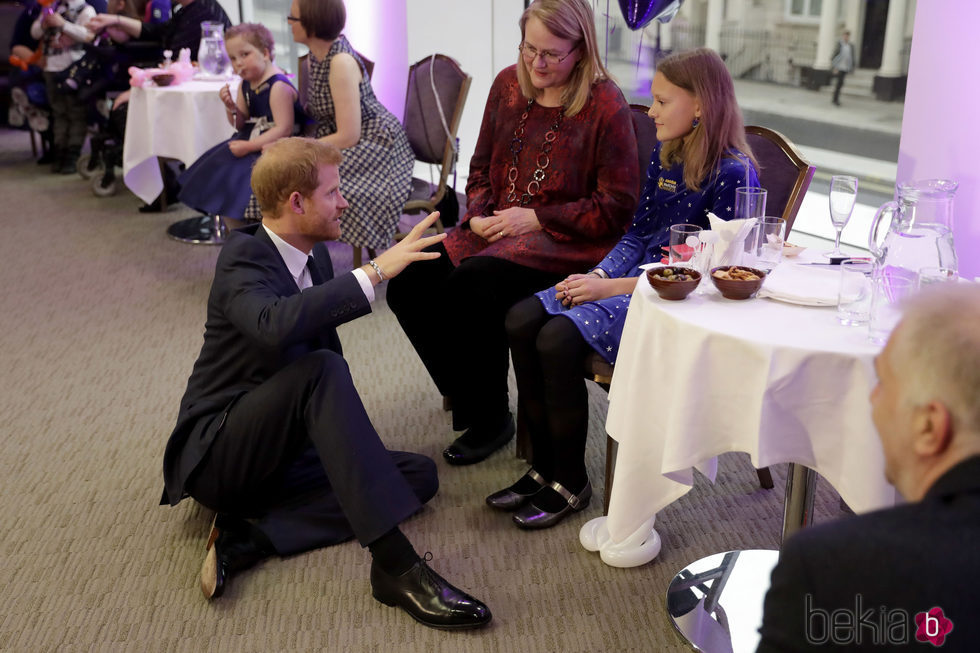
[744, 125, 816, 235]
[394, 54, 472, 242]
[582, 122, 816, 510]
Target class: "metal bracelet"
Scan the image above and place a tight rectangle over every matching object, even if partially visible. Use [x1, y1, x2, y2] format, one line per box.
[369, 259, 386, 282]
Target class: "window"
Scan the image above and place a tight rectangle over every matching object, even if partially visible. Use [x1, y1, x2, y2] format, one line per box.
[241, 0, 300, 77]
[788, 0, 822, 19]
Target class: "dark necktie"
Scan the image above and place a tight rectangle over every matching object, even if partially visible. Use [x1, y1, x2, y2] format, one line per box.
[306, 255, 323, 287]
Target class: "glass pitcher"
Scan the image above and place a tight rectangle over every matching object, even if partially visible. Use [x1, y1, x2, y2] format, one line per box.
[868, 179, 958, 280]
[198, 21, 230, 76]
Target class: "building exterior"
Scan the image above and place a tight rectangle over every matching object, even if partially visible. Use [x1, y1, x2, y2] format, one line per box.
[602, 0, 915, 101]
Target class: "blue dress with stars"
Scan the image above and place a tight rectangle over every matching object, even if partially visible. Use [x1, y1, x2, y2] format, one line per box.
[535, 142, 759, 363]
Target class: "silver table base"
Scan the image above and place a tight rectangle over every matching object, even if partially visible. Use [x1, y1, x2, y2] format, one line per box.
[666, 464, 818, 651]
[167, 214, 226, 245]
[667, 549, 779, 652]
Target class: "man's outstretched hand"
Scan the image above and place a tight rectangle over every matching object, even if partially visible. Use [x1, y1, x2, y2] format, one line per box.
[368, 212, 446, 282]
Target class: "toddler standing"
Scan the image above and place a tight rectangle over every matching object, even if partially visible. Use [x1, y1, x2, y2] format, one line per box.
[31, 0, 95, 174]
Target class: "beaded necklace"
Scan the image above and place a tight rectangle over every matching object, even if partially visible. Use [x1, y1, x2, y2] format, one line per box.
[506, 99, 565, 206]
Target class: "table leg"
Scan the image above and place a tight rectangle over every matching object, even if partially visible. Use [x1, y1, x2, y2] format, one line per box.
[781, 462, 817, 541]
[167, 214, 227, 245]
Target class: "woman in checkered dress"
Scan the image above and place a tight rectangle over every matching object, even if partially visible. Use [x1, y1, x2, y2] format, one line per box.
[288, 0, 413, 250]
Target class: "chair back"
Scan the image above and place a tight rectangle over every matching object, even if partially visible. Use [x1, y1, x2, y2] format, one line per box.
[403, 54, 471, 168]
[629, 104, 658, 197]
[744, 125, 816, 235]
[396, 54, 471, 228]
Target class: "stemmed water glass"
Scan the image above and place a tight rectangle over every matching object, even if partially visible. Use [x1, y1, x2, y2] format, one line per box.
[826, 175, 858, 258]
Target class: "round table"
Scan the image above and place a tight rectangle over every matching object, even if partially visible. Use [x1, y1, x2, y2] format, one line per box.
[580, 265, 899, 566]
[122, 77, 239, 243]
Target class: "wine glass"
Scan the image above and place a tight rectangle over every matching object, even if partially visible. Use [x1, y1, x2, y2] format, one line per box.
[826, 175, 858, 258]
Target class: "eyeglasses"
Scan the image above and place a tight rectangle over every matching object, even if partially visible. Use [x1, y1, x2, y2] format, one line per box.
[519, 42, 577, 66]
[286, 15, 300, 22]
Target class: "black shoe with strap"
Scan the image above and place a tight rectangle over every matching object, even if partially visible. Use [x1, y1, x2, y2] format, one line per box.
[486, 468, 547, 511]
[370, 552, 492, 630]
[512, 479, 593, 530]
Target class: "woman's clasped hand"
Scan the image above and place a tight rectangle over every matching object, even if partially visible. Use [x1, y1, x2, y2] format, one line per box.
[469, 207, 541, 242]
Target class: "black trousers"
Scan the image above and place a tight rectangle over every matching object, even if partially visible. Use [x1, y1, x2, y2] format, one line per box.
[505, 297, 592, 486]
[186, 350, 438, 557]
[832, 70, 847, 103]
[44, 71, 87, 149]
[386, 244, 563, 432]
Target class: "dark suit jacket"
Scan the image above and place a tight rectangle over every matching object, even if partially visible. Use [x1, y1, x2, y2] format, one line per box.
[162, 224, 371, 506]
[757, 455, 980, 652]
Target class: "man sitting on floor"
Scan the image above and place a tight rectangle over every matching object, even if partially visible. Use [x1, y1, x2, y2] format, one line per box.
[757, 283, 980, 651]
[161, 137, 491, 630]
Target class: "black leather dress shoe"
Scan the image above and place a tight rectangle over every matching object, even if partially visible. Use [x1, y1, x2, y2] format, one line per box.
[200, 514, 271, 599]
[486, 468, 547, 511]
[512, 480, 593, 530]
[370, 554, 492, 630]
[443, 415, 515, 466]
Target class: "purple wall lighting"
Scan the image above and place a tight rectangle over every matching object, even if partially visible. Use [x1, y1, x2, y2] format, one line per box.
[898, 0, 980, 280]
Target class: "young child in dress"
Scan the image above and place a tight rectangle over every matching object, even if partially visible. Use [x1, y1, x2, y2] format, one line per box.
[178, 23, 302, 221]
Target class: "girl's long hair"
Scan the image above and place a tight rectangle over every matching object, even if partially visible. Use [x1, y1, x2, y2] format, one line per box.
[658, 48, 756, 191]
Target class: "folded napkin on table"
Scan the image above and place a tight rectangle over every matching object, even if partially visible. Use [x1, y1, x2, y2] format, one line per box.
[757, 262, 841, 306]
[705, 213, 758, 269]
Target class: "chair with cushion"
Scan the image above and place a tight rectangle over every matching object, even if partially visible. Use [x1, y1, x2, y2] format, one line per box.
[744, 125, 816, 235]
[394, 54, 472, 244]
[581, 122, 815, 510]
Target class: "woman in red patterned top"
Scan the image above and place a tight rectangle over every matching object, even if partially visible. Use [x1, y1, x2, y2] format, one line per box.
[387, 0, 639, 467]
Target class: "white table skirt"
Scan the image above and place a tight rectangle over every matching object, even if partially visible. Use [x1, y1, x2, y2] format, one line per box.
[122, 79, 238, 204]
[602, 270, 900, 545]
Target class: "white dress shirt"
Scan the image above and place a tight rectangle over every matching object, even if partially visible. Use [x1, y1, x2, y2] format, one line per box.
[262, 224, 375, 301]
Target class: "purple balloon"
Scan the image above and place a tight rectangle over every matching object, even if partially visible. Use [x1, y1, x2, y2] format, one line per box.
[617, 0, 682, 30]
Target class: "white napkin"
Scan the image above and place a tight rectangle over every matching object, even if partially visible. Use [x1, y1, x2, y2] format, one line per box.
[706, 213, 758, 268]
[757, 262, 841, 306]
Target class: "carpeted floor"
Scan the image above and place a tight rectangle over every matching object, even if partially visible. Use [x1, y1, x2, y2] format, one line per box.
[0, 128, 846, 652]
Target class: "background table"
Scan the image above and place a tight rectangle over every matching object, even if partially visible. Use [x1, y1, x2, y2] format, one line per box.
[123, 78, 238, 205]
[599, 270, 900, 549]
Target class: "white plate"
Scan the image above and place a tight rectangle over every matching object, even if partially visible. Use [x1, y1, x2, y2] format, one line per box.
[758, 290, 836, 307]
[783, 243, 806, 257]
[193, 72, 235, 82]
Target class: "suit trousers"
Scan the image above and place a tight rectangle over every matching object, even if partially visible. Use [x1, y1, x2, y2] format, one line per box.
[386, 244, 563, 432]
[186, 349, 437, 556]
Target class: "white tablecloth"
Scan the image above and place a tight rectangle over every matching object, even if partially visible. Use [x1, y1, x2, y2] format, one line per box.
[602, 270, 900, 544]
[122, 78, 238, 204]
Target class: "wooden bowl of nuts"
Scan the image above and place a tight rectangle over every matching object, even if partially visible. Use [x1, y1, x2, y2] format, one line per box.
[710, 265, 767, 300]
[646, 266, 702, 300]
[153, 73, 176, 87]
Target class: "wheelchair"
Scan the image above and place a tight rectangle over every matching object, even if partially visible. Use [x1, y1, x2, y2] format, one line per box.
[71, 39, 162, 196]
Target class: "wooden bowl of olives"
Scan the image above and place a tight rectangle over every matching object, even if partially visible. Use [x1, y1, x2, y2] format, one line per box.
[646, 266, 702, 300]
[709, 265, 767, 300]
